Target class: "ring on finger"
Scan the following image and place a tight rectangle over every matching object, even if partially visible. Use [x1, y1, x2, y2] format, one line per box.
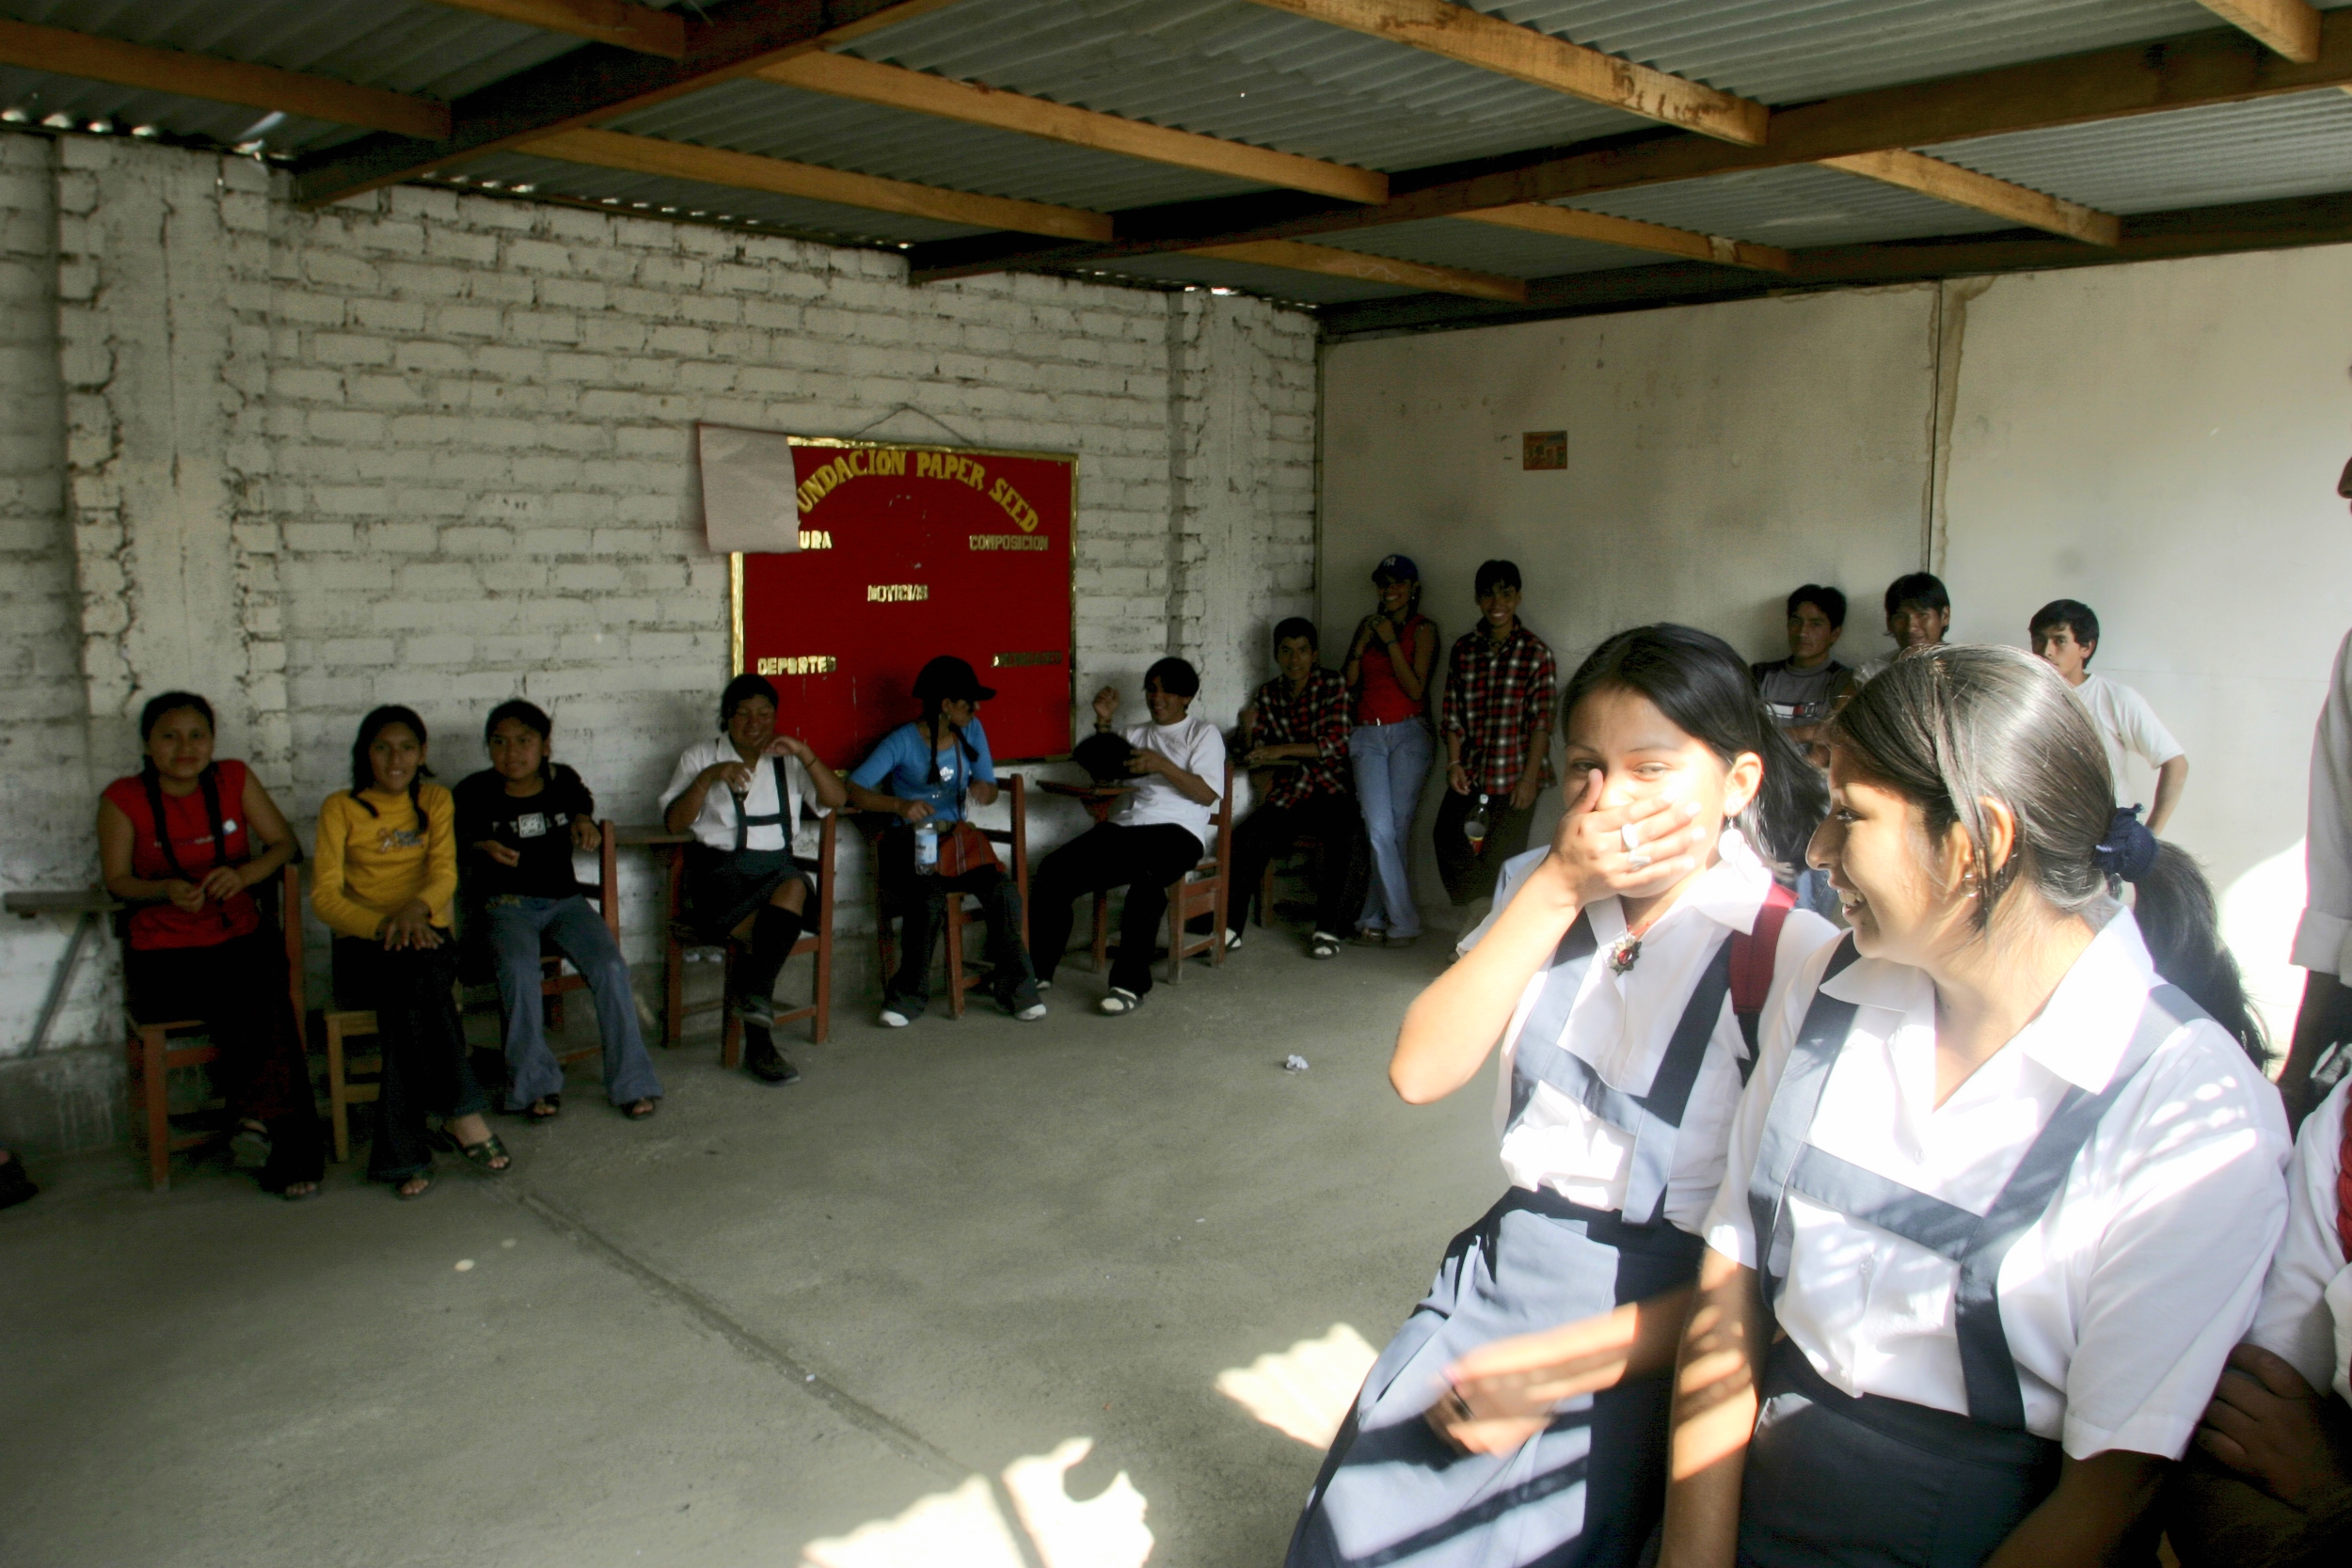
[1620, 822, 1642, 853]
[1627, 848, 1652, 872]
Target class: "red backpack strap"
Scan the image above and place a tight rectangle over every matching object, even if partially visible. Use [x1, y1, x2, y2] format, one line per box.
[1728, 881, 1797, 1081]
[2334, 1098, 2352, 1262]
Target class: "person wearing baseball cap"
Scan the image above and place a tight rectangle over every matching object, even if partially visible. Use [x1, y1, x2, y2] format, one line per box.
[1344, 553, 1438, 947]
[845, 656, 1044, 1026]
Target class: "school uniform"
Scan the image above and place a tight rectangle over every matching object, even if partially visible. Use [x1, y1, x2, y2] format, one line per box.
[658, 737, 830, 942]
[1289, 831, 1836, 1568]
[2248, 1076, 2352, 1408]
[1708, 911, 2291, 1567]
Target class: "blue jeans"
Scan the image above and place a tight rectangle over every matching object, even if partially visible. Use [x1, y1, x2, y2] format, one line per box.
[485, 895, 663, 1109]
[1350, 720, 1433, 939]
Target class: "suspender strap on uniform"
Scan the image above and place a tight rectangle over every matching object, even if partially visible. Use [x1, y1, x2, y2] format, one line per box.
[1510, 914, 1739, 1225]
[1732, 880, 1796, 1074]
[2335, 1102, 2352, 1262]
[733, 755, 792, 853]
[1749, 934, 1864, 1303]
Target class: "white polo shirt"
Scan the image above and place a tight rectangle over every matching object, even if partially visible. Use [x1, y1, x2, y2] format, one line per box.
[1111, 713, 1226, 853]
[1706, 910, 2289, 1459]
[1462, 832, 1838, 1233]
[2247, 1077, 2352, 1406]
[658, 736, 828, 857]
[2068, 672, 2184, 806]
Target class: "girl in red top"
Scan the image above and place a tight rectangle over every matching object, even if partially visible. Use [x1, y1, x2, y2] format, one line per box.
[97, 692, 323, 1198]
[1344, 553, 1439, 946]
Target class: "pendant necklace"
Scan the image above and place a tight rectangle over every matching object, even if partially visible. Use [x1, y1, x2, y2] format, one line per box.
[1608, 907, 1666, 975]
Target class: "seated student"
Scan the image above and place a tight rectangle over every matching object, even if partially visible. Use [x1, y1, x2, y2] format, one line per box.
[455, 700, 661, 1121]
[1848, 570, 1951, 685]
[2168, 1069, 2352, 1565]
[314, 705, 512, 1200]
[97, 691, 324, 1199]
[2031, 597, 2190, 833]
[845, 656, 1044, 1027]
[659, 674, 848, 1085]
[1030, 657, 1226, 1016]
[1658, 644, 2290, 1568]
[1435, 559, 1559, 920]
[1227, 618, 1362, 961]
[1750, 584, 1851, 752]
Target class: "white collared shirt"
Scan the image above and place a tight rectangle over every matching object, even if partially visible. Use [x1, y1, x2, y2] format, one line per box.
[2294, 628, 2352, 976]
[1111, 714, 1226, 852]
[658, 736, 828, 856]
[2248, 1077, 2352, 1406]
[1705, 911, 2290, 1458]
[2068, 673, 2183, 806]
[1462, 832, 1838, 1232]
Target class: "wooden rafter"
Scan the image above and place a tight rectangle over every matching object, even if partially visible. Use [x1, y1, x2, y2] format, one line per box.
[421, 1, 688, 59]
[906, 13, 2352, 282]
[0, 18, 449, 139]
[1185, 239, 1525, 300]
[2194, 1, 2323, 62]
[761, 52, 1389, 204]
[523, 127, 1113, 240]
[1455, 205, 1789, 272]
[1820, 150, 2121, 245]
[1239, 0, 1766, 146]
[292, 0, 961, 206]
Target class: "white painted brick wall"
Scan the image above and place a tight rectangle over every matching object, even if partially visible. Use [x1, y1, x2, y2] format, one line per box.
[0, 132, 1321, 1145]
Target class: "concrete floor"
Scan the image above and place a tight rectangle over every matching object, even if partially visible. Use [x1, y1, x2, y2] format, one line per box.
[0, 927, 1502, 1568]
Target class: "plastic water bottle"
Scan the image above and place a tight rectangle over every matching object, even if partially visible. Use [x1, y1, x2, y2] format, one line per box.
[914, 820, 940, 875]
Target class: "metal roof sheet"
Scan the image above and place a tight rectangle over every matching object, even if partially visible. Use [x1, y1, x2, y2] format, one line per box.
[1085, 248, 1406, 304]
[1570, 162, 2023, 247]
[1309, 215, 1668, 278]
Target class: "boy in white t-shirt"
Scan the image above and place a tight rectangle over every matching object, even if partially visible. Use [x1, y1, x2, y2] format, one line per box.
[1029, 657, 1226, 1016]
[2031, 598, 2189, 833]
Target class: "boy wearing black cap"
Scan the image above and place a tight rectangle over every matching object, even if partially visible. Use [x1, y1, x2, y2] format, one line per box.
[1435, 560, 1556, 910]
[846, 655, 1044, 1026]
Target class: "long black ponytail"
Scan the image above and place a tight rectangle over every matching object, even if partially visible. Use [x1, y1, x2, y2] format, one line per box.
[1561, 624, 1828, 876]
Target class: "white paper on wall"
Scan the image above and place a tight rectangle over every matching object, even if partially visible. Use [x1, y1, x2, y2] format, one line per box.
[696, 422, 803, 553]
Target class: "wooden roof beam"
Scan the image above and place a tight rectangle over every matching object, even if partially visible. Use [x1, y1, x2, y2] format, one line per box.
[2195, 1, 2323, 62]
[522, 126, 1112, 239]
[1184, 239, 1524, 300]
[0, 18, 449, 138]
[1239, 0, 1766, 146]
[421, 1, 688, 59]
[1820, 149, 2121, 245]
[761, 51, 1389, 203]
[1455, 204, 1789, 271]
[291, 0, 961, 206]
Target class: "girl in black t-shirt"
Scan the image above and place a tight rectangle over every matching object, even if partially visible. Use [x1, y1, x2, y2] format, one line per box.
[455, 701, 660, 1120]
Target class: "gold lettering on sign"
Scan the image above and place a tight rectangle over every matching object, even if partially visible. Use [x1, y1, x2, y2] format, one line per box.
[969, 533, 1049, 551]
[757, 655, 838, 676]
[987, 476, 1041, 532]
[913, 451, 990, 491]
[866, 583, 930, 603]
[991, 651, 1063, 668]
[797, 529, 833, 549]
[795, 447, 910, 515]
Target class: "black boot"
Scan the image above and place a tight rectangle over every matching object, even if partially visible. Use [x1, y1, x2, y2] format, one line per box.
[733, 904, 804, 1026]
[741, 1023, 801, 1085]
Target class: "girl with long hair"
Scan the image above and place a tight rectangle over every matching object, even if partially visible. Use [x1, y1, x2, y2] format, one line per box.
[1290, 625, 1838, 1568]
[1660, 644, 2289, 1567]
[314, 705, 511, 1198]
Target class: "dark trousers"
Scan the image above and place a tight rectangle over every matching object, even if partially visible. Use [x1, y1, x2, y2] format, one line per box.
[124, 929, 325, 1190]
[331, 936, 485, 1181]
[1029, 822, 1204, 996]
[1433, 783, 1539, 906]
[878, 827, 1039, 1011]
[1227, 792, 1367, 938]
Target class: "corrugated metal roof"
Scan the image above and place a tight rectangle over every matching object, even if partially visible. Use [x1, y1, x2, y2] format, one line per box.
[1087, 248, 1406, 304]
[1572, 162, 2022, 247]
[1309, 216, 1664, 278]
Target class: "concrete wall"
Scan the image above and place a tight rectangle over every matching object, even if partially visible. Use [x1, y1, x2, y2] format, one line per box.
[0, 130, 1317, 1155]
[1323, 250, 2352, 1039]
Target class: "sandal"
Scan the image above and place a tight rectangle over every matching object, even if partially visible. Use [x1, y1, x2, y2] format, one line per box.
[526, 1095, 561, 1121]
[1097, 987, 1144, 1016]
[623, 1099, 658, 1120]
[281, 1180, 322, 1202]
[393, 1172, 434, 1201]
[1309, 931, 1342, 959]
[427, 1128, 514, 1175]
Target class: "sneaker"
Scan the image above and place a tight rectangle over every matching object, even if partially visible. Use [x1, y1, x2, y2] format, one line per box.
[229, 1124, 272, 1170]
[1308, 931, 1342, 959]
[878, 1006, 912, 1028]
[734, 994, 776, 1027]
[1098, 987, 1143, 1016]
[1349, 928, 1387, 947]
[1035, 977, 1053, 992]
[743, 1031, 800, 1085]
[1220, 928, 1243, 952]
[1012, 1002, 1048, 1022]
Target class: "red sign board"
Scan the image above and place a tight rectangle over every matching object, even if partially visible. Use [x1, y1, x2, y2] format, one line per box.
[727, 434, 1075, 767]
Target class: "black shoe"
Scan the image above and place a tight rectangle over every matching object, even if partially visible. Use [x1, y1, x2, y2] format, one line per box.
[0, 1152, 36, 1211]
[743, 1031, 801, 1085]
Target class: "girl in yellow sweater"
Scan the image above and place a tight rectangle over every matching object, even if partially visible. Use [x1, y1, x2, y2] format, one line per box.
[313, 705, 513, 1197]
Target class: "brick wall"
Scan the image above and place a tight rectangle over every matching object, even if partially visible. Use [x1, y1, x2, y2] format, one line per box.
[0, 131, 1319, 1154]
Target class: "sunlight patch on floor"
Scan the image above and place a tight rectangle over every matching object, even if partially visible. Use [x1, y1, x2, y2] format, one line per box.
[800, 1438, 1152, 1568]
[1215, 1323, 1378, 1449]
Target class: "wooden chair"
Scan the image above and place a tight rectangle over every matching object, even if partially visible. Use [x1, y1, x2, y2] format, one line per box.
[1256, 832, 1326, 928]
[1091, 757, 1236, 983]
[469, 819, 621, 1071]
[660, 812, 835, 1066]
[874, 776, 1029, 1019]
[124, 862, 305, 1192]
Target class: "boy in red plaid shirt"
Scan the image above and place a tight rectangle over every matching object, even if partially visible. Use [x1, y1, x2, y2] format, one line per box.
[1437, 560, 1556, 907]
[1229, 619, 1365, 959]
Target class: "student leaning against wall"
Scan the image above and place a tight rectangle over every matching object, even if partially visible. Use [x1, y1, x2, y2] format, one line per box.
[98, 691, 325, 1199]
[313, 705, 512, 1199]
